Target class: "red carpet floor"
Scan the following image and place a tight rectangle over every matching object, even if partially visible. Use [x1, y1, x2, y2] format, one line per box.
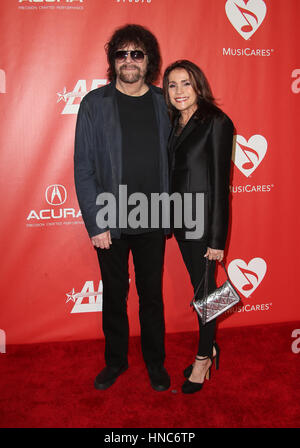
[1, 321, 299, 428]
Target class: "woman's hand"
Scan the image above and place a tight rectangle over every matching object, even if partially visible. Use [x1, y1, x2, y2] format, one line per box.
[204, 247, 224, 261]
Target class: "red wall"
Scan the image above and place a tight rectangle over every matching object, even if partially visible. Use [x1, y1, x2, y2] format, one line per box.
[1, 0, 299, 344]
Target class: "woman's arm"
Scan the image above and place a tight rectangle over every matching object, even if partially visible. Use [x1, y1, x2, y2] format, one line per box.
[208, 114, 234, 250]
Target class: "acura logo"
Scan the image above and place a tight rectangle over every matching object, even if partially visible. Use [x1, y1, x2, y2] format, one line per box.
[45, 184, 67, 206]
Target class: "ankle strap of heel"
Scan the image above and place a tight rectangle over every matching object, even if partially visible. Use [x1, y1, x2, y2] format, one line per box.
[195, 355, 210, 361]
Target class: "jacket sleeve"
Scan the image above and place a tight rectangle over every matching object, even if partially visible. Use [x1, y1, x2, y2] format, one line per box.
[208, 114, 234, 250]
[74, 98, 108, 238]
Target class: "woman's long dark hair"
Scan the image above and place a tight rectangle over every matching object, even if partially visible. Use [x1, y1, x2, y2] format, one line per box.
[105, 24, 161, 85]
[163, 60, 221, 124]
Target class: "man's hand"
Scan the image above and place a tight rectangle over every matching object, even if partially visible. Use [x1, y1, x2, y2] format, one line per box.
[91, 231, 112, 250]
[204, 247, 224, 261]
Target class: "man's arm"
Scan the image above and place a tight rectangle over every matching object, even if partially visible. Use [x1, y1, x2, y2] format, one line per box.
[74, 98, 109, 241]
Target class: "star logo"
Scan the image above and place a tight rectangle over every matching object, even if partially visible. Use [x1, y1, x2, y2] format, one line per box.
[56, 86, 87, 103]
[65, 281, 103, 313]
[65, 288, 101, 303]
[65, 288, 77, 303]
[56, 87, 70, 103]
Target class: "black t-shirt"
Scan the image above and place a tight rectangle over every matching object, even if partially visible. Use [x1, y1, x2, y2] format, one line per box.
[116, 88, 161, 234]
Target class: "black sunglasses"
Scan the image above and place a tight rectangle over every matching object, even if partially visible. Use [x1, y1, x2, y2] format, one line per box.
[114, 50, 146, 62]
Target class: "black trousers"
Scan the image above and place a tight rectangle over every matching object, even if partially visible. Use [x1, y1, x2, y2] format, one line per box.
[177, 239, 217, 357]
[96, 230, 166, 368]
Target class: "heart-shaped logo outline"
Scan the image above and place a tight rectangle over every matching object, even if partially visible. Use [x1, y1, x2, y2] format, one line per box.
[228, 258, 267, 298]
[232, 134, 268, 177]
[225, 0, 267, 40]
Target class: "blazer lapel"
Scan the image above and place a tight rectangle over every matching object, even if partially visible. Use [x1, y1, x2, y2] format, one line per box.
[101, 83, 122, 187]
[173, 113, 198, 152]
[167, 116, 179, 156]
[150, 86, 171, 193]
[151, 86, 171, 151]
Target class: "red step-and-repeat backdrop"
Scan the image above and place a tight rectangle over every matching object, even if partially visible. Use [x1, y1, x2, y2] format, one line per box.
[0, 0, 299, 345]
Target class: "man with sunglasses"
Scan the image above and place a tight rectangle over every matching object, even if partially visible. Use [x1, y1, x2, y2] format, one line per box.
[74, 25, 171, 391]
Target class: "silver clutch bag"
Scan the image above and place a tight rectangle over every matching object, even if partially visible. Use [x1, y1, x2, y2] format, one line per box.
[191, 259, 241, 325]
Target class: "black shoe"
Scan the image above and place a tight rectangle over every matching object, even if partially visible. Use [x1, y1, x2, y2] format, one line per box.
[94, 364, 128, 390]
[182, 356, 212, 394]
[147, 365, 170, 392]
[183, 342, 220, 378]
[181, 379, 204, 394]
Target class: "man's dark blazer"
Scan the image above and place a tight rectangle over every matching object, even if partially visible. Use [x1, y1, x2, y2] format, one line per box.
[74, 81, 171, 238]
[168, 110, 234, 249]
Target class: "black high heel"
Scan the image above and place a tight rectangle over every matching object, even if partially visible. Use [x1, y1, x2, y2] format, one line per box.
[183, 342, 220, 378]
[181, 355, 212, 394]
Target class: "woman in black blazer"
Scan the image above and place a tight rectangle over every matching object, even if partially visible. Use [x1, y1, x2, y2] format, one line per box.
[163, 60, 234, 394]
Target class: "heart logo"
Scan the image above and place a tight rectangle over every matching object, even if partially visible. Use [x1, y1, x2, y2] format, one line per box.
[232, 134, 267, 177]
[225, 0, 267, 40]
[228, 258, 267, 298]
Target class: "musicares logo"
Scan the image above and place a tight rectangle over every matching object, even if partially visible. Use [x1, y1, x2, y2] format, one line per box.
[232, 134, 267, 177]
[228, 258, 267, 298]
[225, 0, 267, 40]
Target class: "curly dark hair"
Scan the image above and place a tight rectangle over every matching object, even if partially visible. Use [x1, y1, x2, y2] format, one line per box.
[105, 24, 161, 85]
[163, 59, 220, 124]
